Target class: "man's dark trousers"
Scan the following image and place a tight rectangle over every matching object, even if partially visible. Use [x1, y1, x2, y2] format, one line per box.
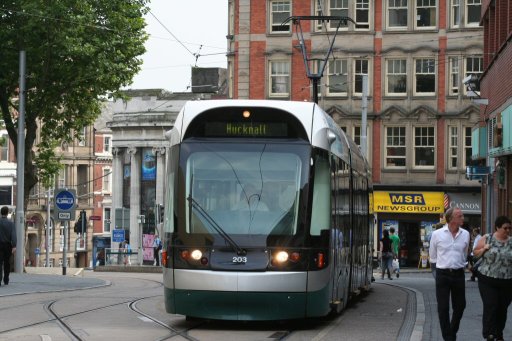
[0, 242, 13, 285]
[435, 268, 466, 341]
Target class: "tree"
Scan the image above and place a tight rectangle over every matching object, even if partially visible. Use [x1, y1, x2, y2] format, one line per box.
[0, 0, 149, 204]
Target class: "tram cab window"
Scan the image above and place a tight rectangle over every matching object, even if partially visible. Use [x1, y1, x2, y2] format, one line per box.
[182, 144, 305, 241]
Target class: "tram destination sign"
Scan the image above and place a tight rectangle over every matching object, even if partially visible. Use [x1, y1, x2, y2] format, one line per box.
[204, 122, 288, 137]
[54, 188, 76, 221]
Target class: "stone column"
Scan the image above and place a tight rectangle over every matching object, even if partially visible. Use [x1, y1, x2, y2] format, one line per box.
[111, 147, 124, 228]
[128, 147, 141, 265]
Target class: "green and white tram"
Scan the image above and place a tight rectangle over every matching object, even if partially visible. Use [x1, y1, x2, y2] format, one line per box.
[162, 100, 373, 320]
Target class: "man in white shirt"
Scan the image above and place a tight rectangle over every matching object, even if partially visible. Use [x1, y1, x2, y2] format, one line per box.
[429, 207, 470, 341]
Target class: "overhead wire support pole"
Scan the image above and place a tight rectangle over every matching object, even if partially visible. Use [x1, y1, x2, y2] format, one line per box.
[15, 51, 26, 274]
[282, 16, 356, 104]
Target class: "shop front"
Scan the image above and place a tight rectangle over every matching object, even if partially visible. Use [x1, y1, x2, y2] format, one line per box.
[446, 191, 482, 230]
[374, 191, 444, 268]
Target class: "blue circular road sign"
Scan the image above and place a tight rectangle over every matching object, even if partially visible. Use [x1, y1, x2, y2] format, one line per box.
[55, 190, 75, 210]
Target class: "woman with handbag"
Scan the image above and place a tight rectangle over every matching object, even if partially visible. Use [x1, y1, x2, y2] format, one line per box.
[473, 216, 512, 341]
[379, 229, 394, 280]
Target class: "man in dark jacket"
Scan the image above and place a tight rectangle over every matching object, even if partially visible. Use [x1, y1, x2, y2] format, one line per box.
[0, 206, 17, 285]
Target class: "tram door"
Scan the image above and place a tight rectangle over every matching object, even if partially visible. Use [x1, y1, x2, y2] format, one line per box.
[331, 156, 350, 312]
[331, 227, 346, 313]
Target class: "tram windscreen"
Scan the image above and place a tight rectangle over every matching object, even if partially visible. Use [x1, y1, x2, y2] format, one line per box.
[181, 142, 308, 246]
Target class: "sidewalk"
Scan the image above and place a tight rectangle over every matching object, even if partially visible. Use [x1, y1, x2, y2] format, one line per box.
[0, 270, 108, 297]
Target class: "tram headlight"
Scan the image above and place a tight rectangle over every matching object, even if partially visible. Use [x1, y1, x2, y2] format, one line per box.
[274, 251, 289, 263]
[190, 249, 203, 260]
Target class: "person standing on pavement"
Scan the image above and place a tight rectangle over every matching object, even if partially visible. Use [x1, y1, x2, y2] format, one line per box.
[429, 207, 470, 341]
[379, 229, 394, 280]
[472, 216, 512, 341]
[153, 235, 162, 266]
[389, 227, 400, 278]
[468, 227, 482, 282]
[0, 206, 17, 286]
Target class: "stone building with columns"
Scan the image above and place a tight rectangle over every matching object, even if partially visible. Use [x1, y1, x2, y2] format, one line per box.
[105, 89, 224, 264]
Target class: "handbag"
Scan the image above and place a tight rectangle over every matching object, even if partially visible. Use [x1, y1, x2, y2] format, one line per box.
[472, 234, 492, 274]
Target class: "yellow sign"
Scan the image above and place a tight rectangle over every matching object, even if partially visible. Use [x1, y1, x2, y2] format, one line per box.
[373, 191, 444, 214]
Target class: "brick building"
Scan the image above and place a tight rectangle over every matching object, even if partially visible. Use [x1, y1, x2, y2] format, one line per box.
[476, 0, 512, 230]
[227, 0, 484, 266]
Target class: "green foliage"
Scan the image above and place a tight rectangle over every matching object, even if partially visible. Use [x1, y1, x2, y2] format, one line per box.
[0, 0, 149, 198]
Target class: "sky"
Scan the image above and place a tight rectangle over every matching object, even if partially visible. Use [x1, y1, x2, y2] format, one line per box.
[128, 1, 228, 92]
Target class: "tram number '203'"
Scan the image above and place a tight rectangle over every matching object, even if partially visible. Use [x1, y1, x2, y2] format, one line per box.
[232, 256, 247, 263]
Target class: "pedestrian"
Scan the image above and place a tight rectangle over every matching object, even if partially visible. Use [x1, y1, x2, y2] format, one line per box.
[0, 206, 17, 286]
[468, 227, 482, 281]
[379, 229, 394, 280]
[153, 235, 162, 266]
[472, 216, 512, 341]
[429, 207, 470, 341]
[389, 227, 400, 278]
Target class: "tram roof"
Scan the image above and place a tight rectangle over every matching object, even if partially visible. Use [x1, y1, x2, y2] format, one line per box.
[167, 99, 368, 172]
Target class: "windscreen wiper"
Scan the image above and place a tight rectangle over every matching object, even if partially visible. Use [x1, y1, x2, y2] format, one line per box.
[187, 196, 245, 255]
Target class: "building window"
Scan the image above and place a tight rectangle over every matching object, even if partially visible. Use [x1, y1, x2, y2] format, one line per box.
[353, 126, 361, 146]
[57, 167, 66, 188]
[270, 1, 291, 33]
[464, 127, 472, 167]
[315, 0, 370, 31]
[103, 136, 111, 153]
[326, 59, 348, 95]
[451, 0, 482, 28]
[386, 59, 407, 95]
[449, 126, 458, 169]
[316, 0, 349, 30]
[465, 57, 483, 93]
[269, 61, 290, 97]
[102, 167, 111, 193]
[466, 0, 481, 26]
[451, 0, 460, 27]
[103, 207, 111, 233]
[385, 126, 406, 167]
[416, 0, 436, 28]
[354, 59, 369, 95]
[355, 0, 370, 29]
[414, 58, 436, 95]
[449, 57, 460, 95]
[387, 0, 408, 29]
[414, 127, 435, 167]
[78, 127, 86, 146]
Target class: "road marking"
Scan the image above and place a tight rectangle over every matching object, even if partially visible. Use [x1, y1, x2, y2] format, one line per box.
[40, 335, 52, 341]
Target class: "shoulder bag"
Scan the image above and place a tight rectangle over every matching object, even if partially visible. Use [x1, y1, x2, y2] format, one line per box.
[473, 234, 492, 274]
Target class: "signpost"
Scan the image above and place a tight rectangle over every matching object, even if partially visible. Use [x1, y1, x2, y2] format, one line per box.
[112, 229, 125, 243]
[54, 189, 76, 275]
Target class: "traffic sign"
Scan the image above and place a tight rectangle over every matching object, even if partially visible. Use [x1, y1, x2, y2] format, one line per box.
[35, 247, 40, 255]
[58, 212, 71, 220]
[54, 188, 76, 221]
[112, 229, 125, 243]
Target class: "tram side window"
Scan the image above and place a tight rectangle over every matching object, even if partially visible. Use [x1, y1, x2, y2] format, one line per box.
[163, 145, 178, 234]
[336, 159, 351, 249]
[310, 154, 330, 236]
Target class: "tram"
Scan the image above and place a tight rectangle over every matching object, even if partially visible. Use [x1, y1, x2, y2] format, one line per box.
[162, 100, 373, 320]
